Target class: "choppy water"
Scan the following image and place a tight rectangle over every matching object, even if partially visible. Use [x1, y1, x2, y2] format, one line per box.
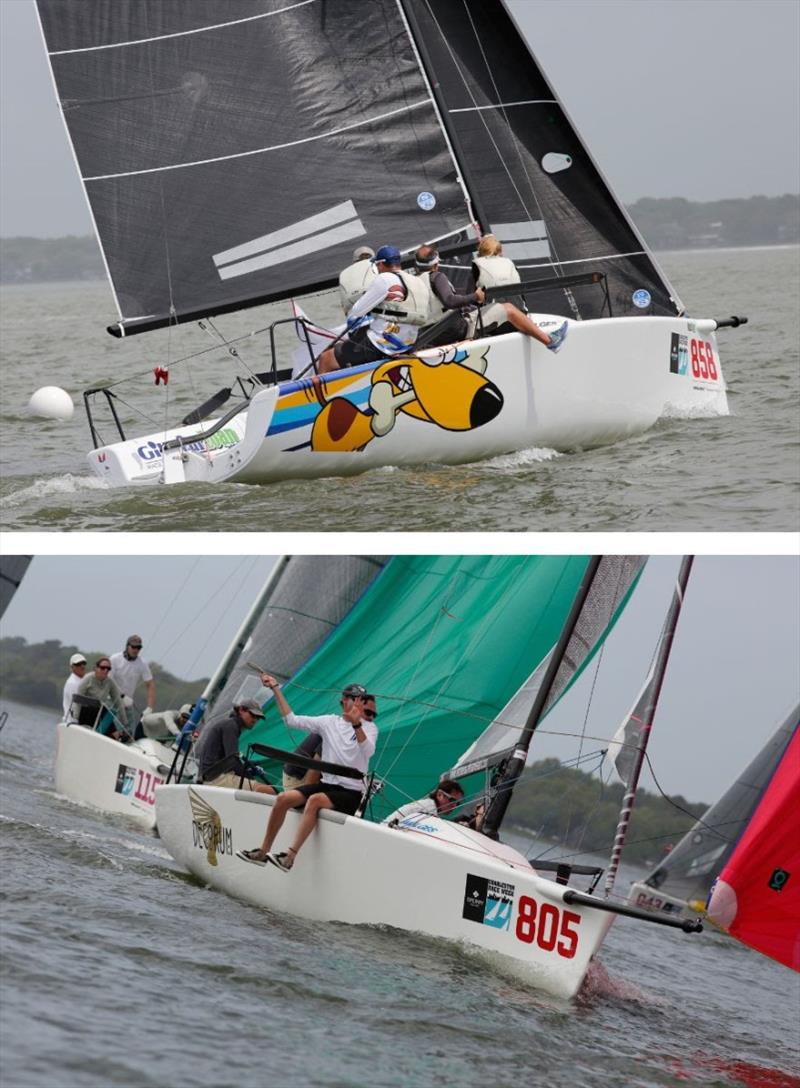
[2, 699, 799, 1088]
[1, 247, 798, 533]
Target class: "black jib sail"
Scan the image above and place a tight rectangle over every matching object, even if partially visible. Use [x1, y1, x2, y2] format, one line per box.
[37, 0, 679, 337]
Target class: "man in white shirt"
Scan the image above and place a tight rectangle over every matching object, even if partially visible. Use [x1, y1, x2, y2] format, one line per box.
[237, 678, 378, 872]
[109, 635, 155, 714]
[62, 652, 87, 721]
[383, 779, 464, 827]
[318, 244, 430, 373]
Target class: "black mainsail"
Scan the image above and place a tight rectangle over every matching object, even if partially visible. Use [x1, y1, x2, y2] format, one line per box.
[37, 0, 679, 337]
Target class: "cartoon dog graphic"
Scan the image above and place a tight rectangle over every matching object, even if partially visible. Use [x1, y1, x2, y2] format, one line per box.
[309, 344, 503, 454]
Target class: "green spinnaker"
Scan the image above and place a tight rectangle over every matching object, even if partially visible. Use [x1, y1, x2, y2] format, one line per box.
[243, 555, 615, 820]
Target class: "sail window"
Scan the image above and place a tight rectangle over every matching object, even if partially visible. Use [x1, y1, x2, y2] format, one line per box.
[541, 153, 572, 174]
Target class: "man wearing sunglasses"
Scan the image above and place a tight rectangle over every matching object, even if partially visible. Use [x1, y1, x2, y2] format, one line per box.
[383, 779, 465, 828]
[109, 635, 155, 718]
[237, 676, 378, 872]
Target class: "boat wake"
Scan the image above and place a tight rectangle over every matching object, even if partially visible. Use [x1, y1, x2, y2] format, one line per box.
[661, 400, 730, 420]
[577, 958, 666, 1006]
[484, 446, 561, 469]
[2, 473, 108, 506]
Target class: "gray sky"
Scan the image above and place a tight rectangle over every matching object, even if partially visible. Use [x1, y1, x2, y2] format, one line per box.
[1, 555, 797, 804]
[1, 0, 797, 237]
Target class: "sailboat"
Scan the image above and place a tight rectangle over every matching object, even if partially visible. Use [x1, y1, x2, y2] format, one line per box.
[706, 716, 799, 972]
[53, 556, 385, 828]
[0, 557, 32, 621]
[35, 1, 743, 489]
[628, 703, 800, 921]
[155, 555, 704, 1000]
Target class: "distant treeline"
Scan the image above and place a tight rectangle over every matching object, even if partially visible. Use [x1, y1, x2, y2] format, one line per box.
[1, 195, 797, 283]
[508, 757, 707, 867]
[0, 637, 205, 713]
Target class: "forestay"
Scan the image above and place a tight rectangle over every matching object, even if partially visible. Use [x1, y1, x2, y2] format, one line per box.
[243, 556, 642, 821]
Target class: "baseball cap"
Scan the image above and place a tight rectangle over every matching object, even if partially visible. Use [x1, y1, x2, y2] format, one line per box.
[69, 653, 87, 666]
[126, 635, 143, 647]
[179, 704, 193, 717]
[372, 245, 401, 264]
[353, 245, 374, 261]
[236, 698, 265, 719]
[342, 683, 369, 699]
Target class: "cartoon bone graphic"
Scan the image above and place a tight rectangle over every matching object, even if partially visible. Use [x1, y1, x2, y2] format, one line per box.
[309, 343, 501, 453]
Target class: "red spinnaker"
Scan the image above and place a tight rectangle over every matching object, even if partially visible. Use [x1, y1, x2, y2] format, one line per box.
[707, 721, 800, 971]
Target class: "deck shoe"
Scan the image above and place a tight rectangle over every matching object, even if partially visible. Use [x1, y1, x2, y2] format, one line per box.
[266, 851, 294, 872]
[546, 321, 569, 353]
[237, 848, 268, 866]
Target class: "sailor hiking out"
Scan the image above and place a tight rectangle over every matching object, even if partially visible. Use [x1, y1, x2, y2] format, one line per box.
[237, 677, 377, 871]
[319, 245, 430, 373]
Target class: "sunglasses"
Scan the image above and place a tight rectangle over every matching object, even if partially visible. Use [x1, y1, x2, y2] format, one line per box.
[128, 643, 143, 649]
[362, 709, 377, 720]
[97, 664, 111, 671]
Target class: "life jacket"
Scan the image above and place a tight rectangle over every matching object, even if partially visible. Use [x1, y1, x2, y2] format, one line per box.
[414, 270, 447, 325]
[338, 259, 378, 312]
[372, 271, 431, 327]
[473, 255, 521, 289]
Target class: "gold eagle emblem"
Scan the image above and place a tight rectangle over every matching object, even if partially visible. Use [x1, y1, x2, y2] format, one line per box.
[188, 787, 223, 866]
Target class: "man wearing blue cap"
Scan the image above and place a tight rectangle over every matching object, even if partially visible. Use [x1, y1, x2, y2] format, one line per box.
[318, 244, 431, 373]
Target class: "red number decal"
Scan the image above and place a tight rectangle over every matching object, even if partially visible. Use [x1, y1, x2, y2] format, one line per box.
[516, 897, 582, 958]
[705, 341, 718, 380]
[516, 895, 537, 944]
[690, 339, 700, 377]
[536, 903, 559, 951]
[558, 911, 581, 959]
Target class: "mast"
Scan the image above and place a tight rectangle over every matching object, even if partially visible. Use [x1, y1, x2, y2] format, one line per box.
[482, 556, 603, 837]
[396, 0, 488, 237]
[180, 556, 291, 735]
[604, 555, 694, 895]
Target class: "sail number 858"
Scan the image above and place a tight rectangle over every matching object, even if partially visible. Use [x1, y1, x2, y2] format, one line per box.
[515, 896, 581, 959]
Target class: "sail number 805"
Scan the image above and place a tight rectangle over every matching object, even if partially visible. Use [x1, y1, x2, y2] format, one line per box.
[515, 896, 581, 958]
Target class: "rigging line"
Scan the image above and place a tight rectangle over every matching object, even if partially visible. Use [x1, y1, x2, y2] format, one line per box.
[48, 0, 318, 55]
[183, 558, 265, 687]
[461, 0, 563, 268]
[83, 101, 432, 181]
[421, 0, 545, 243]
[155, 558, 261, 675]
[394, 0, 479, 229]
[575, 560, 632, 766]
[148, 557, 203, 650]
[372, 559, 504, 783]
[641, 750, 736, 844]
[449, 99, 556, 113]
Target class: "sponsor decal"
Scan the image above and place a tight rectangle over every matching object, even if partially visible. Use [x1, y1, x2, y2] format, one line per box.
[115, 764, 135, 796]
[188, 788, 231, 866]
[399, 814, 438, 834]
[417, 191, 436, 211]
[462, 874, 514, 931]
[632, 288, 652, 309]
[136, 427, 240, 463]
[669, 332, 689, 375]
[115, 764, 161, 807]
[768, 868, 790, 892]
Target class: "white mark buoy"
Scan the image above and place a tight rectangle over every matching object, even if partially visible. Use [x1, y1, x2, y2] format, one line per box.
[27, 386, 74, 421]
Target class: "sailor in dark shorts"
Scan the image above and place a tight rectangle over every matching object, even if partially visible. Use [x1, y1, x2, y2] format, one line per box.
[236, 676, 378, 872]
[318, 244, 430, 373]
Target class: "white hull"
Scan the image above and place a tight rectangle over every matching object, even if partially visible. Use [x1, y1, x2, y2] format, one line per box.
[628, 879, 705, 921]
[87, 315, 728, 487]
[54, 723, 189, 829]
[156, 784, 615, 1000]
